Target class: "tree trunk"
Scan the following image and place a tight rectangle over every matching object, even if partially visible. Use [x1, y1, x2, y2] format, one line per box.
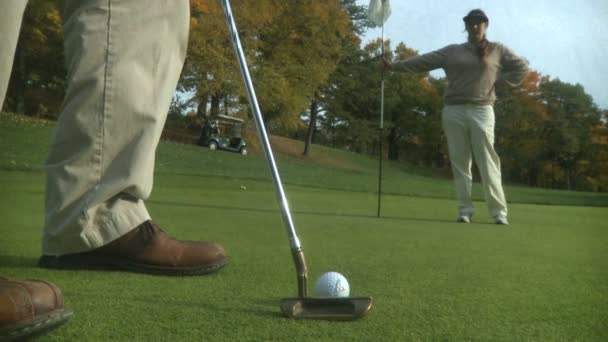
[303, 100, 319, 156]
[210, 93, 221, 117]
[224, 96, 229, 116]
[196, 92, 208, 118]
[15, 44, 26, 114]
[387, 126, 399, 160]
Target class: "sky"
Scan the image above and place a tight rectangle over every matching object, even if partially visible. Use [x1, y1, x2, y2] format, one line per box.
[357, 0, 608, 109]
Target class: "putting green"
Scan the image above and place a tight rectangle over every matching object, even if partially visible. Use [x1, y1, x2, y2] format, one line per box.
[1, 113, 606, 341]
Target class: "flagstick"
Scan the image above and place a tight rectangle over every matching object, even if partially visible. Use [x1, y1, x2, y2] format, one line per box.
[377, 21, 385, 218]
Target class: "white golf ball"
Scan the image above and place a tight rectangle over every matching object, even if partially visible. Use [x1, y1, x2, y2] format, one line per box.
[314, 272, 350, 298]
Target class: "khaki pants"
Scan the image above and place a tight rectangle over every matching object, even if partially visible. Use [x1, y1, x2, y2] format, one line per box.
[0, 0, 26, 106]
[0, 0, 190, 255]
[442, 104, 508, 219]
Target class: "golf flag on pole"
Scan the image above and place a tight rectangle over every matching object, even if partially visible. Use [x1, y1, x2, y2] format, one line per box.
[368, 0, 391, 218]
[367, 0, 391, 27]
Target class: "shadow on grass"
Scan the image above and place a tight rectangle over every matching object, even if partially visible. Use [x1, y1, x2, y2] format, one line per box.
[148, 199, 455, 224]
[0, 255, 40, 268]
[129, 296, 283, 318]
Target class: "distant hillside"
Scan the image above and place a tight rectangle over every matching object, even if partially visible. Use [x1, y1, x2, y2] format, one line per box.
[3, 111, 607, 207]
[161, 125, 366, 172]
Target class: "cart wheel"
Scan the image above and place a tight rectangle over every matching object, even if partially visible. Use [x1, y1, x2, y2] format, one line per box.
[240, 148, 248, 156]
[209, 142, 218, 150]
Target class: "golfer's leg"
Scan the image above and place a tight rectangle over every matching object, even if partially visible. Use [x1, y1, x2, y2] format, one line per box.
[442, 105, 474, 217]
[43, 0, 190, 255]
[469, 105, 507, 219]
[0, 1, 28, 106]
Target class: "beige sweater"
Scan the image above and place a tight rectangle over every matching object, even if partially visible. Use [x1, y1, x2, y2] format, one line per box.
[393, 42, 529, 105]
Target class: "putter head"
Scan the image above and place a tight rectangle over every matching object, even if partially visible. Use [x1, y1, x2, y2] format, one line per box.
[280, 297, 373, 321]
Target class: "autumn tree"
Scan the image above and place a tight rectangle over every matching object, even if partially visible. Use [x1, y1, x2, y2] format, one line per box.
[494, 71, 549, 186]
[587, 122, 608, 191]
[495, 73, 605, 190]
[4, 0, 65, 117]
[181, 0, 250, 121]
[302, 0, 369, 156]
[183, 1, 353, 136]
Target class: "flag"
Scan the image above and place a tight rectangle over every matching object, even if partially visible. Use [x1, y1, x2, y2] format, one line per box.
[367, 0, 391, 27]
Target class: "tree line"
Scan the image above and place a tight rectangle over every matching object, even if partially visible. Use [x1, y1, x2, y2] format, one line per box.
[4, 0, 607, 192]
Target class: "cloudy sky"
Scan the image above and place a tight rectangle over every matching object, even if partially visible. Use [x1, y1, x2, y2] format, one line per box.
[358, 0, 608, 109]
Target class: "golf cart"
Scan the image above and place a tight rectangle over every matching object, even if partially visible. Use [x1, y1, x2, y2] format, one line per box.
[198, 114, 248, 155]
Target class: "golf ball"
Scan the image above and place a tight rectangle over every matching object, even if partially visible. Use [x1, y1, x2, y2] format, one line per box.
[314, 272, 350, 297]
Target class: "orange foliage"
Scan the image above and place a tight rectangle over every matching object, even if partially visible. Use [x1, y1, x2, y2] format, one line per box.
[191, 0, 210, 15]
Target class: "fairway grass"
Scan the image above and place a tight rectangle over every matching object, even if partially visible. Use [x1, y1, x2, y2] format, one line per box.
[1, 113, 607, 341]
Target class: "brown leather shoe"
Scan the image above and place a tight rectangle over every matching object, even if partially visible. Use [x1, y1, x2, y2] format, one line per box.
[0, 278, 73, 341]
[39, 221, 228, 276]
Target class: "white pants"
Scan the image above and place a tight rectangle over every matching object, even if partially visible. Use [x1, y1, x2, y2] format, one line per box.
[0, 0, 190, 255]
[442, 104, 507, 219]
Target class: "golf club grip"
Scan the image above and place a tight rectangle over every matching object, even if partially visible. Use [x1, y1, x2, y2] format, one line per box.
[220, 0, 301, 251]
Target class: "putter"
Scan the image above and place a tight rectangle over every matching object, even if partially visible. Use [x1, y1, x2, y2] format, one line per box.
[221, 0, 372, 320]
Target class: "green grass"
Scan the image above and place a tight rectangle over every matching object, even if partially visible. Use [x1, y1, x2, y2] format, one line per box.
[1, 112, 607, 341]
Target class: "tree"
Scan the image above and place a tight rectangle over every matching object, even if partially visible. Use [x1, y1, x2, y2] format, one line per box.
[339, 0, 373, 36]
[183, 0, 249, 120]
[257, 1, 352, 133]
[384, 42, 443, 162]
[494, 71, 548, 186]
[183, 1, 352, 136]
[539, 78, 602, 189]
[587, 122, 608, 191]
[302, 0, 369, 156]
[4, 0, 65, 117]
[314, 39, 445, 163]
[318, 39, 384, 154]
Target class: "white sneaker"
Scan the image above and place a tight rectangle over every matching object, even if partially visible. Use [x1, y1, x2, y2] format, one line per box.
[457, 215, 471, 223]
[494, 216, 509, 225]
